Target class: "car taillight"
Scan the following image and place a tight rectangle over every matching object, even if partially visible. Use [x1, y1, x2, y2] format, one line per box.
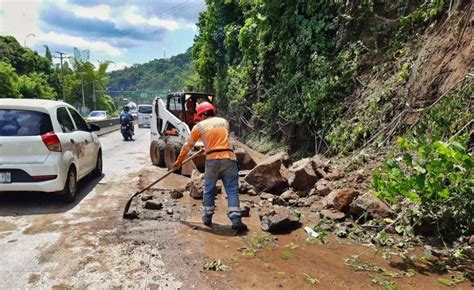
[32, 175, 57, 181]
[41, 131, 62, 152]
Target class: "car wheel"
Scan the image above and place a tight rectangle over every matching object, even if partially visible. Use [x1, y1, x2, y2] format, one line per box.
[164, 141, 182, 170]
[150, 140, 165, 167]
[61, 167, 77, 203]
[92, 150, 103, 177]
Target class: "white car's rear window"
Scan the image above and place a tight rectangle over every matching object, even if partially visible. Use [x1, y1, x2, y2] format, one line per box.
[0, 109, 53, 136]
[138, 106, 152, 114]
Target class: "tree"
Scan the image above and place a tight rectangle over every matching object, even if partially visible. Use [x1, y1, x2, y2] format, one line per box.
[0, 61, 19, 98]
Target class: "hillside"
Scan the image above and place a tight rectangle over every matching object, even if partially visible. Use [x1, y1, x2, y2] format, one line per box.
[107, 49, 196, 94]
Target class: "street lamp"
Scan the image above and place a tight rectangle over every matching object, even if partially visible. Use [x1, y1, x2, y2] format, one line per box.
[23, 33, 36, 47]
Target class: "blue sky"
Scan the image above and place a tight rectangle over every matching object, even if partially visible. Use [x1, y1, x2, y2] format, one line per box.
[0, 0, 206, 71]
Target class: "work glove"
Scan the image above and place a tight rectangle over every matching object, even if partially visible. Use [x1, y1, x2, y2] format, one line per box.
[172, 160, 182, 170]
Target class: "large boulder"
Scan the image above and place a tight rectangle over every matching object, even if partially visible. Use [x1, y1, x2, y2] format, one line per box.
[235, 148, 257, 170]
[287, 158, 319, 191]
[244, 152, 289, 194]
[349, 192, 392, 218]
[325, 188, 359, 212]
[186, 170, 205, 199]
[260, 207, 301, 233]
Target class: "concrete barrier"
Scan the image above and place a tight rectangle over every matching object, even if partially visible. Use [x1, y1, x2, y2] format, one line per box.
[87, 118, 121, 136]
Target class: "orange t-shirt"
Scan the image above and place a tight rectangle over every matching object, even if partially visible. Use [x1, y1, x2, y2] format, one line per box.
[176, 116, 236, 163]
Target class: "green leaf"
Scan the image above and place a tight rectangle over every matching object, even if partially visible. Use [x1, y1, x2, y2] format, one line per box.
[437, 278, 453, 286]
[281, 252, 294, 260]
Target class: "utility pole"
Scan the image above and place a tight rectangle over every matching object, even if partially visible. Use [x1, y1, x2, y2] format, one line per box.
[54, 52, 67, 101]
[80, 72, 85, 114]
[92, 80, 97, 110]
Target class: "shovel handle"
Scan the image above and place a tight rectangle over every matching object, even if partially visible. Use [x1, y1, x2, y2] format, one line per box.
[139, 148, 205, 193]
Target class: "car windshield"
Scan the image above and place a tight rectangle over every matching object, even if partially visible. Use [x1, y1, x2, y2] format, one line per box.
[138, 106, 152, 114]
[90, 111, 106, 117]
[0, 109, 53, 136]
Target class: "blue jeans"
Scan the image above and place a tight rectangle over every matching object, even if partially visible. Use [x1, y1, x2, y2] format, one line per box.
[203, 159, 241, 223]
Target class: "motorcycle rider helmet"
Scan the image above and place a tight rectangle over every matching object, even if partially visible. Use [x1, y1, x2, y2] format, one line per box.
[123, 105, 130, 112]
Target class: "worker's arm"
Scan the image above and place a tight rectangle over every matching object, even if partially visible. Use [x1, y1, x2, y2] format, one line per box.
[172, 127, 201, 168]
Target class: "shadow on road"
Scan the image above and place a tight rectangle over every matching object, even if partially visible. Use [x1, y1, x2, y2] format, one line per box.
[0, 174, 104, 217]
[180, 220, 247, 237]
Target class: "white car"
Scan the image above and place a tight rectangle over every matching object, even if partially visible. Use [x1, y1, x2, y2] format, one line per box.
[0, 99, 102, 202]
[88, 110, 107, 121]
[137, 104, 152, 128]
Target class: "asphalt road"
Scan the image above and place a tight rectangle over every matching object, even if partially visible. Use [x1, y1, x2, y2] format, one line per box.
[0, 127, 182, 288]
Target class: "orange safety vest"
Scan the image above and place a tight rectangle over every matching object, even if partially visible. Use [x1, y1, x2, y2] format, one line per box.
[176, 116, 236, 163]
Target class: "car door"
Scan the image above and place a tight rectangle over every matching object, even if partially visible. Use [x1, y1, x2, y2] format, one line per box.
[55, 106, 87, 176]
[67, 108, 96, 175]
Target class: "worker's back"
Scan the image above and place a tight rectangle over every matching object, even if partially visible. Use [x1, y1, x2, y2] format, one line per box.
[196, 116, 234, 160]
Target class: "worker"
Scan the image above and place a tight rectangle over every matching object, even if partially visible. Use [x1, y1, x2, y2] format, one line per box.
[172, 102, 247, 232]
[179, 100, 197, 128]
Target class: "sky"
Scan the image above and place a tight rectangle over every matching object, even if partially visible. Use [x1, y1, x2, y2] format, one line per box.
[0, 0, 206, 71]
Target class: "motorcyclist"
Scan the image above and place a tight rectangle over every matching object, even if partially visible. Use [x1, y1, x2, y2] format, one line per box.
[120, 106, 135, 136]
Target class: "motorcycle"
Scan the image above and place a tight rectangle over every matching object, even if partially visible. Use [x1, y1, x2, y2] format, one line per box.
[121, 119, 134, 141]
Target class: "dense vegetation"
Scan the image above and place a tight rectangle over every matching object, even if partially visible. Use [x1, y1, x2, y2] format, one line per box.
[0, 36, 115, 114]
[191, 0, 463, 153]
[107, 49, 198, 94]
[191, 0, 473, 240]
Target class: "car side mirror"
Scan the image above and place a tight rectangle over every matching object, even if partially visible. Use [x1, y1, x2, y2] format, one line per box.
[89, 124, 101, 132]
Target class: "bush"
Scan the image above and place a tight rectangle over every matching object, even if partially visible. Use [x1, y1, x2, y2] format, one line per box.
[372, 136, 473, 240]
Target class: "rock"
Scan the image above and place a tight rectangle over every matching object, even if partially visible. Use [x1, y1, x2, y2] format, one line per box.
[244, 152, 289, 194]
[186, 170, 205, 199]
[311, 154, 330, 169]
[334, 225, 348, 238]
[239, 179, 253, 194]
[310, 200, 327, 212]
[166, 208, 174, 215]
[241, 203, 251, 217]
[260, 192, 277, 200]
[325, 188, 358, 212]
[260, 207, 301, 233]
[235, 148, 257, 170]
[349, 192, 392, 218]
[144, 200, 163, 210]
[314, 179, 332, 196]
[247, 189, 257, 196]
[469, 235, 474, 245]
[272, 196, 288, 206]
[170, 190, 183, 199]
[320, 209, 345, 221]
[141, 194, 154, 201]
[280, 190, 299, 201]
[326, 170, 345, 181]
[287, 158, 319, 191]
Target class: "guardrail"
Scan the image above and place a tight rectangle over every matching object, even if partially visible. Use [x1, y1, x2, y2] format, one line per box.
[87, 117, 121, 136]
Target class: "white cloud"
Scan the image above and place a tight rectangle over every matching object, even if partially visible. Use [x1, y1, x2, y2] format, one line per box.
[106, 61, 130, 72]
[37, 31, 123, 56]
[120, 6, 182, 31]
[73, 4, 111, 21]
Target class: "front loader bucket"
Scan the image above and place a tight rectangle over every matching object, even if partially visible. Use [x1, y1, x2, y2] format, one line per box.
[181, 153, 206, 176]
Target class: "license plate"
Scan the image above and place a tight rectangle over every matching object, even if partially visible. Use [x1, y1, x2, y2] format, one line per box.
[122, 126, 128, 129]
[0, 172, 11, 183]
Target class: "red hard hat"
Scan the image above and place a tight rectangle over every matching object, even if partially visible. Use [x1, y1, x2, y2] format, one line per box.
[196, 101, 216, 117]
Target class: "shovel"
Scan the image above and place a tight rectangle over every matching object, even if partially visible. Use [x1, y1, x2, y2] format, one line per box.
[123, 149, 205, 219]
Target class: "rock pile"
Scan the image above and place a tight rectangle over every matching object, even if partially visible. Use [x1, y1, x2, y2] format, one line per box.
[239, 152, 392, 232]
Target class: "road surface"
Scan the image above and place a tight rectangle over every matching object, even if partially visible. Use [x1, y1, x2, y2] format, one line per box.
[0, 128, 182, 288]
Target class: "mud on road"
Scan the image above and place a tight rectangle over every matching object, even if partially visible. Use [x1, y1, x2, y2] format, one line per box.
[0, 128, 469, 289]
